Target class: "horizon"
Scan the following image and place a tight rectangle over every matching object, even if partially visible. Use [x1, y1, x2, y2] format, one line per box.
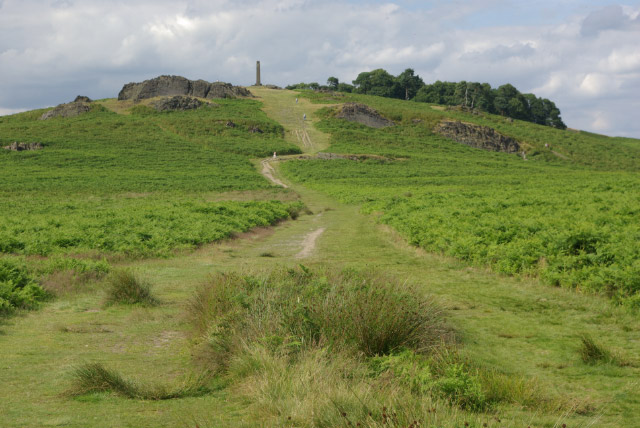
[1, 0, 639, 137]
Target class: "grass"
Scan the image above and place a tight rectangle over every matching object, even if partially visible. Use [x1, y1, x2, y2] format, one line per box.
[68, 362, 210, 400]
[104, 270, 158, 306]
[579, 334, 629, 367]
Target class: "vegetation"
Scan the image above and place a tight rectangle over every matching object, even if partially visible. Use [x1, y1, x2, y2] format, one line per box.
[0, 98, 304, 285]
[104, 270, 158, 306]
[282, 91, 640, 304]
[288, 68, 566, 128]
[68, 363, 209, 400]
[188, 267, 562, 426]
[578, 334, 629, 366]
[0, 258, 47, 315]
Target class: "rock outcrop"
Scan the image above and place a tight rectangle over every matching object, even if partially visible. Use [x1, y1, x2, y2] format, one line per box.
[118, 75, 252, 101]
[336, 103, 394, 128]
[40, 97, 92, 120]
[153, 96, 210, 112]
[3, 142, 43, 151]
[434, 120, 521, 154]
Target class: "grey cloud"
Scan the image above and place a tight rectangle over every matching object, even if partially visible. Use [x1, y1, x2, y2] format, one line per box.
[462, 42, 536, 62]
[581, 4, 640, 36]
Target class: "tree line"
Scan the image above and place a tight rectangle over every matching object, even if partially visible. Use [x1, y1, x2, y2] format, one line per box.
[286, 68, 566, 129]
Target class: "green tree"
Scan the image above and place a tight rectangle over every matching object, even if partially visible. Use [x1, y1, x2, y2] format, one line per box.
[353, 69, 396, 98]
[395, 68, 425, 100]
[327, 77, 339, 89]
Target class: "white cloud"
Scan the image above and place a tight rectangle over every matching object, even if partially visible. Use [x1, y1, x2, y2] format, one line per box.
[0, 0, 639, 136]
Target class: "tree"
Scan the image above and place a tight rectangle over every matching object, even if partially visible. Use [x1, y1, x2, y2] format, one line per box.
[327, 77, 339, 89]
[337, 83, 354, 93]
[395, 68, 424, 100]
[353, 69, 396, 98]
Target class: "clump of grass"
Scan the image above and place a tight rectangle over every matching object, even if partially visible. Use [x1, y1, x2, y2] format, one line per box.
[104, 269, 158, 306]
[579, 334, 628, 366]
[259, 251, 276, 257]
[67, 363, 209, 400]
[188, 267, 452, 372]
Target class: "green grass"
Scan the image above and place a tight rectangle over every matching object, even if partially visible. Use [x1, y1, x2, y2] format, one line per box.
[68, 362, 210, 400]
[281, 91, 640, 304]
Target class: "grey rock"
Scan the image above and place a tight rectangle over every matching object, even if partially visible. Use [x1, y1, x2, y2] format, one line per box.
[40, 99, 91, 120]
[434, 120, 521, 154]
[3, 142, 43, 151]
[74, 95, 92, 103]
[118, 75, 253, 101]
[336, 103, 394, 128]
[153, 96, 208, 112]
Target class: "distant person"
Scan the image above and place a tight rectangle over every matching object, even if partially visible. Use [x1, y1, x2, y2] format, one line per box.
[273, 151, 277, 159]
[303, 113, 306, 120]
[295, 98, 298, 103]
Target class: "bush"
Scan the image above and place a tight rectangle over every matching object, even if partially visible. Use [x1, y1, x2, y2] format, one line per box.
[104, 270, 157, 306]
[0, 258, 47, 316]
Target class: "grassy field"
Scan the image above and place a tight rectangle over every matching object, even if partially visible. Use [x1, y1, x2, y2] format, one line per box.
[1, 87, 639, 427]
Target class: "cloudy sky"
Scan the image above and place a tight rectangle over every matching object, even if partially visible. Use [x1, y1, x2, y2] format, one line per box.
[1, 0, 639, 137]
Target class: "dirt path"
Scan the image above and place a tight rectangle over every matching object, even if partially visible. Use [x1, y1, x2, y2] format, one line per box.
[296, 227, 326, 258]
[260, 158, 288, 188]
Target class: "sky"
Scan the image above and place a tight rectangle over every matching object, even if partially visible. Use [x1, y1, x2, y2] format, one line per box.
[1, 0, 639, 137]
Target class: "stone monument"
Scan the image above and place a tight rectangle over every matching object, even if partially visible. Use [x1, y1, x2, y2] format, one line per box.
[256, 61, 261, 86]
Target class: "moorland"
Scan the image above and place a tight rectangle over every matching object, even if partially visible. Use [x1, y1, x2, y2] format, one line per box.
[1, 82, 639, 428]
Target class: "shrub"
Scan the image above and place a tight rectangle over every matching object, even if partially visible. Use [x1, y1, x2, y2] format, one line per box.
[104, 269, 157, 306]
[0, 258, 47, 315]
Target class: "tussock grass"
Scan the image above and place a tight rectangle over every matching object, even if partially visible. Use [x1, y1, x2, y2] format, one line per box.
[67, 363, 209, 400]
[186, 266, 574, 424]
[579, 334, 629, 366]
[188, 267, 452, 371]
[104, 269, 158, 306]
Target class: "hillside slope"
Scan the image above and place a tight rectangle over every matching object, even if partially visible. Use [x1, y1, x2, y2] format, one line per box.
[282, 90, 640, 304]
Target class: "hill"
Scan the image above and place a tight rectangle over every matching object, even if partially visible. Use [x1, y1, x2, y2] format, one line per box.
[1, 84, 639, 428]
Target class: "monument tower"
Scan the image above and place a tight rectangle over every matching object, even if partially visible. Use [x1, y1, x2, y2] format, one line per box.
[256, 61, 261, 86]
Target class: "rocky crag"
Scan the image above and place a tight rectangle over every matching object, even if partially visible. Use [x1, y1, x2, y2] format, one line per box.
[434, 120, 521, 154]
[118, 76, 252, 101]
[40, 95, 92, 120]
[337, 103, 394, 128]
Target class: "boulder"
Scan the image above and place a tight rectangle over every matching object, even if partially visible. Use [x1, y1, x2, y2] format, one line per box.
[434, 120, 521, 154]
[336, 103, 394, 128]
[40, 98, 91, 120]
[3, 142, 43, 151]
[117, 75, 253, 101]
